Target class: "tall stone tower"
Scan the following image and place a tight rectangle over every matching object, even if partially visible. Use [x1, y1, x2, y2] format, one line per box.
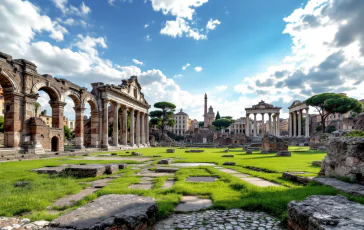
[204, 93, 208, 128]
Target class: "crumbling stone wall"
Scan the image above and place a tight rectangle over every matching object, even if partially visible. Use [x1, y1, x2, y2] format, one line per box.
[262, 133, 288, 153]
[354, 112, 364, 131]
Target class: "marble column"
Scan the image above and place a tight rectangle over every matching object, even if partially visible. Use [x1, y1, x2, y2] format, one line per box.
[276, 113, 280, 137]
[273, 115, 276, 136]
[136, 111, 141, 145]
[298, 109, 302, 137]
[305, 107, 310, 137]
[130, 109, 135, 146]
[112, 103, 119, 146]
[146, 112, 150, 145]
[261, 113, 265, 135]
[122, 106, 128, 145]
[254, 113, 257, 137]
[288, 113, 292, 137]
[246, 113, 250, 136]
[141, 113, 145, 145]
[268, 113, 272, 135]
[102, 99, 109, 148]
[74, 106, 86, 149]
[293, 111, 297, 137]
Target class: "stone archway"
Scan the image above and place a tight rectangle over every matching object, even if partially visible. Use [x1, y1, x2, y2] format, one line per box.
[51, 136, 59, 151]
[83, 96, 100, 147]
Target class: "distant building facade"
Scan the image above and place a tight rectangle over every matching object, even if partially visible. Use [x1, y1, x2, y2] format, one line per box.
[171, 109, 191, 136]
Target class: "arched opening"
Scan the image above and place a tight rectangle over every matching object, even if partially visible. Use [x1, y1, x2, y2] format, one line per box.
[51, 136, 59, 151]
[0, 72, 20, 148]
[84, 98, 99, 147]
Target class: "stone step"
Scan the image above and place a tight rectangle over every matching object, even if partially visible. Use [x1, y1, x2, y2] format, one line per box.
[313, 177, 364, 196]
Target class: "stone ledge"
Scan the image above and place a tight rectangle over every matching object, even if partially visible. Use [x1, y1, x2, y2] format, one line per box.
[49, 194, 158, 230]
[282, 172, 313, 185]
[313, 177, 364, 196]
[288, 195, 364, 229]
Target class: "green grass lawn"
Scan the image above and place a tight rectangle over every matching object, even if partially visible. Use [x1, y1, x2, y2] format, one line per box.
[1, 146, 363, 226]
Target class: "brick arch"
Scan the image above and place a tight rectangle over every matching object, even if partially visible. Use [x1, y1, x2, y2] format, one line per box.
[83, 95, 98, 112]
[31, 81, 61, 101]
[63, 90, 82, 108]
[0, 68, 20, 93]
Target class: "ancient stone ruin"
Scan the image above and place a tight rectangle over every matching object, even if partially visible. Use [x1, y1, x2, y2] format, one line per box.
[354, 112, 364, 130]
[261, 133, 288, 153]
[0, 52, 150, 155]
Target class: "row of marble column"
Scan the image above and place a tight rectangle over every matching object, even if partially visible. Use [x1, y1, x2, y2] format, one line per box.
[289, 108, 309, 137]
[246, 113, 281, 137]
[102, 100, 149, 148]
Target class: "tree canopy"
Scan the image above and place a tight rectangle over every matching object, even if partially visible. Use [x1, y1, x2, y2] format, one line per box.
[64, 125, 74, 139]
[305, 93, 362, 133]
[149, 101, 176, 133]
[212, 118, 234, 131]
[215, 111, 221, 120]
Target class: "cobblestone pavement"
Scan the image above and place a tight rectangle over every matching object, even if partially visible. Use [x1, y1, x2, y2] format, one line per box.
[153, 209, 284, 230]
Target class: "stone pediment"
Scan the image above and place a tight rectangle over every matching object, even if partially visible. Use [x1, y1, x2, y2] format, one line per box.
[252, 100, 274, 109]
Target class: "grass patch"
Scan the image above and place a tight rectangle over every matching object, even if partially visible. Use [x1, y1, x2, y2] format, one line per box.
[344, 130, 364, 137]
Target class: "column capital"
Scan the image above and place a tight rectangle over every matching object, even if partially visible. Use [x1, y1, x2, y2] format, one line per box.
[103, 98, 110, 104]
[49, 100, 67, 108]
[73, 107, 86, 112]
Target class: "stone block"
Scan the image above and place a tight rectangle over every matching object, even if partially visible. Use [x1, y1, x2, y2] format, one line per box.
[153, 155, 162, 157]
[354, 112, 364, 131]
[64, 165, 106, 178]
[276, 151, 291, 157]
[32, 166, 66, 175]
[189, 150, 204, 153]
[317, 146, 327, 151]
[105, 164, 119, 174]
[312, 161, 322, 167]
[222, 154, 234, 157]
[246, 150, 252, 154]
[262, 134, 288, 153]
[282, 172, 313, 185]
[118, 164, 127, 169]
[166, 149, 175, 153]
[132, 152, 143, 156]
[49, 194, 158, 230]
[313, 177, 364, 196]
[158, 159, 172, 165]
[155, 168, 179, 173]
[223, 162, 236, 166]
[223, 149, 229, 153]
[288, 195, 364, 230]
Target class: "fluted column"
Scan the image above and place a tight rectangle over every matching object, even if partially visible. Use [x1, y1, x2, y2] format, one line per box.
[293, 111, 297, 137]
[141, 113, 146, 145]
[298, 109, 302, 137]
[276, 113, 280, 137]
[74, 106, 86, 149]
[136, 111, 141, 145]
[102, 99, 109, 148]
[261, 113, 265, 135]
[246, 113, 250, 136]
[305, 107, 310, 137]
[268, 113, 272, 134]
[122, 106, 128, 145]
[130, 108, 135, 146]
[273, 115, 276, 136]
[254, 113, 257, 137]
[112, 103, 119, 146]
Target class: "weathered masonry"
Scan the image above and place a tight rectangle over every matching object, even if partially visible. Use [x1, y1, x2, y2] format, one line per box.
[0, 51, 150, 152]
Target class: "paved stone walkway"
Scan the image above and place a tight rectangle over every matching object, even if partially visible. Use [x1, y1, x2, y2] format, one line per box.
[216, 168, 280, 187]
[154, 209, 283, 230]
[174, 196, 213, 212]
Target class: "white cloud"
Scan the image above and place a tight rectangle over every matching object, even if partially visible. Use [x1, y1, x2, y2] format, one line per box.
[145, 34, 152, 41]
[216, 85, 227, 91]
[132, 59, 144, 65]
[182, 63, 190, 70]
[206, 19, 221, 31]
[144, 24, 149, 28]
[108, 0, 116, 5]
[52, 0, 91, 16]
[63, 18, 75, 26]
[150, 0, 208, 20]
[173, 74, 183, 78]
[194, 66, 203, 72]
[160, 17, 206, 40]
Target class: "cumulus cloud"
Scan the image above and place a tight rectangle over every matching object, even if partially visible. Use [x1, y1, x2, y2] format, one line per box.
[194, 66, 203, 72]
[160, 17, 207, 40]
[182, 63, 190, 70]
[132, 59, 144, 65]
[206, 19, 221, 31]
[52, 0, 91, 16]
[150, 0, 208, 20]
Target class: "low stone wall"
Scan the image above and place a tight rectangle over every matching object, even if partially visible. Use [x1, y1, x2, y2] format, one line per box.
[309, 133, 330, 150]
[320, 136, 364, 184]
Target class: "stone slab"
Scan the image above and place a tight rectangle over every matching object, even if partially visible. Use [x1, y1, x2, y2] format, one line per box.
[155, 168, 179, 173]
[128, 183, 154, 190]
[288, 195, 364, 230]
[158, 159, 172, 165]
[105, 164, 119, 174]
[170, 163, 215, 167]
[218, 168, 240, 174]
[53, 188, 98, 207]
[283, 172, 313, 185]
[91, 178, 113, 188]
[189, 150, 204, 153]
[223, 162, 236, 166]
[118, 163, 127, 169]
[162, 179, 175, 189]
[83, 156, 151, 162]
[186, 177, 218, 182]
[166, 149, 175, 153]
[50, 194, 158, 230]
[222, 155, 234, 157]
[64, 165, 106, 178]
[32, 166, 66, 175]
[136, 172, 174, 177]
[174, 196, 213, 212]
[313, 177, 364, 196]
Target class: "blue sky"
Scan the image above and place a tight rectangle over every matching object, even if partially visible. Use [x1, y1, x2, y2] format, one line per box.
[1, 0, 363, 121]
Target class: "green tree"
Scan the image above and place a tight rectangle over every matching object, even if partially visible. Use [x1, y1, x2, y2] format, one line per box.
[34, 102, 40, 116]
[305, 93, 362, 133]
[221, 116, 233, 120]
[215, 111, 221, 120]
[327, 125, 336, 133]
[212, 118, 234, 131]
[149, 101, 176, 133]
[0, 116, 4, 132]
[198, 121, 204, 127]
[64, 125, 73, 139]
